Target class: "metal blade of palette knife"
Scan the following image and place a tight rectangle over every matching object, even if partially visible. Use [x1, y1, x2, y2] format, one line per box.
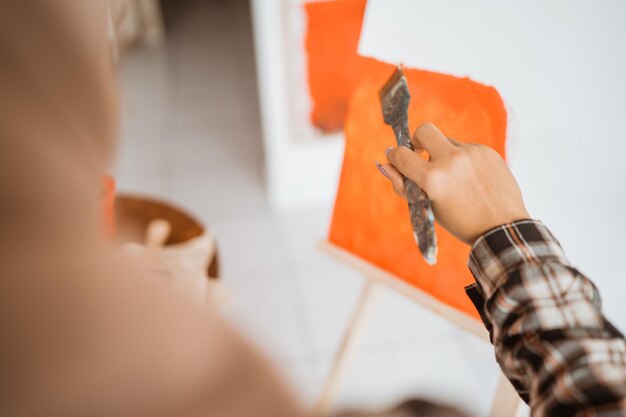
[378, 65, 437, 265]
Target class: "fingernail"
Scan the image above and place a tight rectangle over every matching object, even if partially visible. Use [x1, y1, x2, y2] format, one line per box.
[375, 161, 390, 179]
[385, 146, 395, 158]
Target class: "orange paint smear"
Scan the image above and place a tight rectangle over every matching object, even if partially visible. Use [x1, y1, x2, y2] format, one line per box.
[329, 57, 507, 319]
[305, 0, 367, 133]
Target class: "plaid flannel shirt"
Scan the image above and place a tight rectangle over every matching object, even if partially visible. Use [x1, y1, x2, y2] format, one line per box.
[465, 220, 626, 416]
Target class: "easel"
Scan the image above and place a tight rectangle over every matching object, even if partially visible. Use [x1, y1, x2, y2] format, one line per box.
[313, 241, 522, 417]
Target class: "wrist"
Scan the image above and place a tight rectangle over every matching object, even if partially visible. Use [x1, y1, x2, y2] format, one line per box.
[471, 209, 530, 245]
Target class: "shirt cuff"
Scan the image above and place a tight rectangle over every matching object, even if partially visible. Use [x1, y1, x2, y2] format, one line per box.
[468, 220, 569, 297]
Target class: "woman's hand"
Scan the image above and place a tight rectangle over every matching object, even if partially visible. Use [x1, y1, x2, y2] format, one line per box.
[377, 123, 529, 245]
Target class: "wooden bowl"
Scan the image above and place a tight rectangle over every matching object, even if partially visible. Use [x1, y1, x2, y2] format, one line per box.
[114, 194, 219, 279]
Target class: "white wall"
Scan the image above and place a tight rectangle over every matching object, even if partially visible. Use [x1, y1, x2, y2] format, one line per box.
[360, 0, 626, 330]
[249, 0, 344, 210]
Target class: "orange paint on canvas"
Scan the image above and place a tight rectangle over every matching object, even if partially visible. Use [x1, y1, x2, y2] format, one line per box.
[329, 57, 507, 319]
[304, 0, 367, 133]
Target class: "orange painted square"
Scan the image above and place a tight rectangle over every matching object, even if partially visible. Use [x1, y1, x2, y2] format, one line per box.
[329, 57, 507, 319]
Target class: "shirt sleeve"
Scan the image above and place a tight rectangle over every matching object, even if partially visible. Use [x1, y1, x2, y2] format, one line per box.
[466, 220, 626, 416]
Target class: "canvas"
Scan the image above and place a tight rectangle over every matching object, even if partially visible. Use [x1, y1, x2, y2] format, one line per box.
[329, 57, 507, 318]
[304, 0, 367, 133]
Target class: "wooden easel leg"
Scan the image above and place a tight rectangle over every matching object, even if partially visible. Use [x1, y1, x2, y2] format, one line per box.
[313, 278, 379, 416]
[489, 373, 522, 417]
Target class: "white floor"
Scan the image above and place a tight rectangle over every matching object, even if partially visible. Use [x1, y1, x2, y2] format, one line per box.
[113, 0, 514, 415]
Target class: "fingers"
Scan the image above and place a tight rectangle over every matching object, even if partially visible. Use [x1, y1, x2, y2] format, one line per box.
[411, 123, 455, 158]
[376, 162, 406, 199]
[381, 123, 457, 196]
[386, 146, 429, 189]
[447, 137, 464, 147]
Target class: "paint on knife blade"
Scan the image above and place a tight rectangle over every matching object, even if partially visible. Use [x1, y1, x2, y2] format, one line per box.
[378, 65, 438, 265]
